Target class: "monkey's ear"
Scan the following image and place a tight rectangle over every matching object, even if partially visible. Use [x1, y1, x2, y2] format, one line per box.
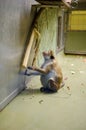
[50, 55, 55, 59]
[50, 50, 55, 59]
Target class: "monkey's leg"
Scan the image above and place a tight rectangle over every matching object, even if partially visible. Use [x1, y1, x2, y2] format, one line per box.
[40, 79, 60, 93]
[48, 80, 65, 92]
[48, 79, 59, 92]
[40, 79, 59, 93]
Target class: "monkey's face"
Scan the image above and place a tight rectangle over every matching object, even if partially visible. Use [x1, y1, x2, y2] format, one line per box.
[42, 50, 55, 60]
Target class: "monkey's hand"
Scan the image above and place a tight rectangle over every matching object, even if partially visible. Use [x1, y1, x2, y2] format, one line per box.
[27, 66, 37, 71]
[27, 66, 33, 70]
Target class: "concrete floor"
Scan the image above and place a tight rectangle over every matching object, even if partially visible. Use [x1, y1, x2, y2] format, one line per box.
[0, 51, 86, 130]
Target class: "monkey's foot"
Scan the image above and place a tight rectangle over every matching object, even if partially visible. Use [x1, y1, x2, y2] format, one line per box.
[40, 80, 58, 93]
[40, 87, 52, 93]
[40, 87, 46, 92]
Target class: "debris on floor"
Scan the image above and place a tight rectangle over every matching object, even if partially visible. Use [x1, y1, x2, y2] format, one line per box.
[67, 86, 70, 90]
[39, 100, 44, 104]
[81, 83, 84, 86]
[64, 77, 68, 80]
[71, 63, 74, 66]
[70, 70, 75, 74]
[79, 70, 84, 74]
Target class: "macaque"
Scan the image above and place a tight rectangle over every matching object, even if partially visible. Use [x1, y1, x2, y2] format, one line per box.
[24, 50, 64, 93]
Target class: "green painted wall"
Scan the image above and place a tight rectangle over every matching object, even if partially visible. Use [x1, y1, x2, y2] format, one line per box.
[35, 7, 59, 66]
[33, 6, 63, 66]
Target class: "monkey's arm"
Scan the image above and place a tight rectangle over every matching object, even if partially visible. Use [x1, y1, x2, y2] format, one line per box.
[34, 67, 47, 74]
[28, 66, 47, 74]
[24, 68, 41, 76]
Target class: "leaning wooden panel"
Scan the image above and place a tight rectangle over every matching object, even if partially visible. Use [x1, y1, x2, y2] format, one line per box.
[22, 28, 40, 68]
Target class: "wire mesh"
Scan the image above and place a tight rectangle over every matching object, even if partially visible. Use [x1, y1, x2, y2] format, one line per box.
[68, 11, 86, 31]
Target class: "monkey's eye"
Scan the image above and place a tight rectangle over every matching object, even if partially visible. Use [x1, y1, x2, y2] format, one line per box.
[50, 55, 54, 59]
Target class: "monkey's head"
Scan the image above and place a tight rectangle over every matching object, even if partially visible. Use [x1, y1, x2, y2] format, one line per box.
[42, 50, 55, 60]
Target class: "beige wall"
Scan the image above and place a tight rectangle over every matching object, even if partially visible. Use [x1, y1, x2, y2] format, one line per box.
[0, 0, 37, 111]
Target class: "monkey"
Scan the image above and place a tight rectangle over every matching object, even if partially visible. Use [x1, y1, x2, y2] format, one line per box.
[24, 50, 64, 93]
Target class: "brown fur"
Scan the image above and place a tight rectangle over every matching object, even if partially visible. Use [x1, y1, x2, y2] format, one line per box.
[30, 50, 64, 92]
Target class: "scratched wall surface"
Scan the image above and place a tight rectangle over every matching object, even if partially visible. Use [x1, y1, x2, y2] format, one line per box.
[0, 0, 37, 110]
[35, 7, 59, 66]
[36, 6, 62, 66]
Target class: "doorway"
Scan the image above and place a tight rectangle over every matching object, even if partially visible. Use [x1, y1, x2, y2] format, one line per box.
[64, 10, 86, 54]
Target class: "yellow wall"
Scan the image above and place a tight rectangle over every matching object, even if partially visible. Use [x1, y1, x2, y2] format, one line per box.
[68, 11, 86, 30]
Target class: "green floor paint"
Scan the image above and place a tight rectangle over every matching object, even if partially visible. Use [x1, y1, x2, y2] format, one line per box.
[65, 31, 86, 54]
[0, 51, 86, 130]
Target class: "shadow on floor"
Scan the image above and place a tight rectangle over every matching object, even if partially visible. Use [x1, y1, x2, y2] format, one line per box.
[21, 88, 42, 96]
[21, 87, 58, 96]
